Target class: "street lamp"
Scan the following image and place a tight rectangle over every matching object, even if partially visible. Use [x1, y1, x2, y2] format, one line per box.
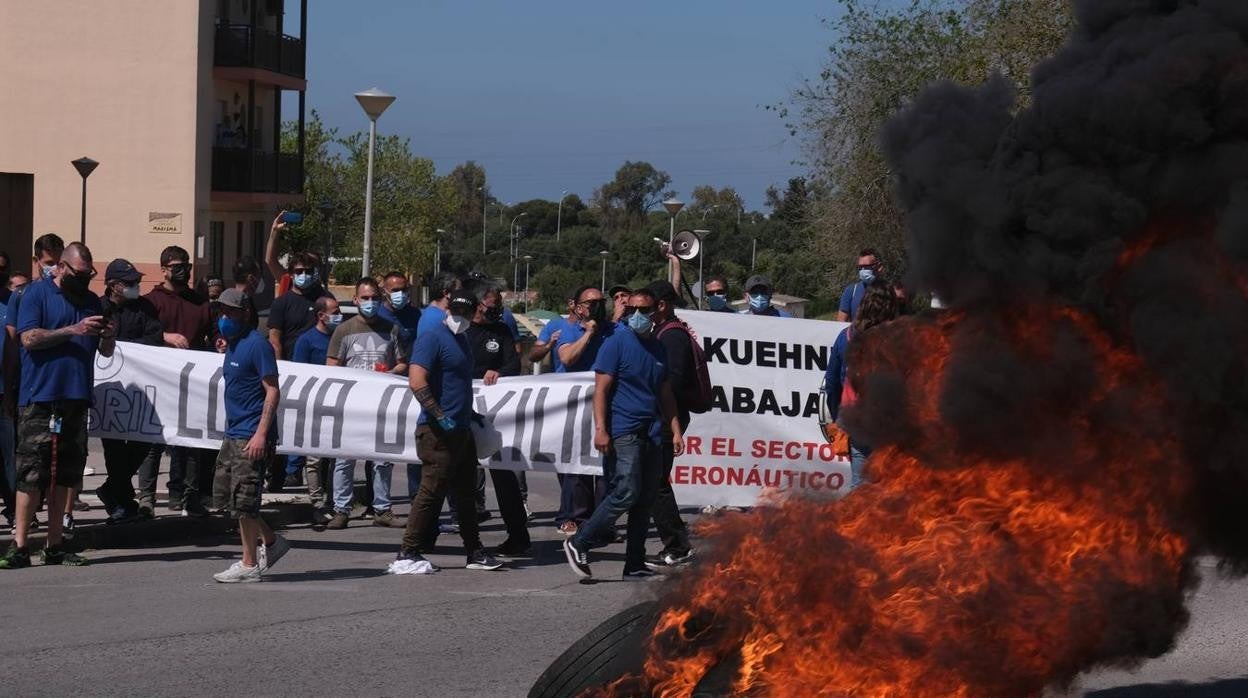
[71, 157, 99, 244]
[599, 250, 610, 291]
[694, 228, 712, 309]
[435, 228, 447, 275]
[509, 212, 527, 260]
[353, 87, 396, 278]
[479, 185, 487, 255]
[701, 204, 718, 222]
[556, 190, 568, 242]
[662, 198, 684, 247]
[522, 254, 532, 312]
[318, 201, 336, 279]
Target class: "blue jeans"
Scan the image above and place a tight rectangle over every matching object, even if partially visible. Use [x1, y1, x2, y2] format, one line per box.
[849, 442, 872, 491]
[571, 432, 660, 572]
[333, 459, 393, 513]
[286, 454, 303, 476]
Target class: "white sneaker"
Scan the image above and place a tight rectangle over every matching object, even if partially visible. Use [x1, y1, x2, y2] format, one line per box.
[213, 560, 261, 583]
[259, 535, 291, 572]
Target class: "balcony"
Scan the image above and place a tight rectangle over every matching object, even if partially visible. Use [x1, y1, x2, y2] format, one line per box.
[212, 147, 302, 194]
[214, 23, 305, 79]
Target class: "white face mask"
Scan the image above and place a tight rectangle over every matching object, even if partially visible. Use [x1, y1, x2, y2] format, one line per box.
[122, 284, 141, 300]
[444, 314, 470, 335]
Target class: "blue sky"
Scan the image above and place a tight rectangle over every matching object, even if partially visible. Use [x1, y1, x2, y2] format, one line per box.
[296, 1, 839, 210]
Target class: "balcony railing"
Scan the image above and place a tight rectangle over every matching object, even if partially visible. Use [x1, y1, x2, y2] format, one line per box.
[212, 148, 303, 194]
[214, 23, 305, 78]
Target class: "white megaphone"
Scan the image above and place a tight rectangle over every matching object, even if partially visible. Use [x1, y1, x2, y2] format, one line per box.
[670, 229, 701, 260]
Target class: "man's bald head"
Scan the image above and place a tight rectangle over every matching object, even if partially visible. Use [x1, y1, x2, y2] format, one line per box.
[62, 242, 92, 266]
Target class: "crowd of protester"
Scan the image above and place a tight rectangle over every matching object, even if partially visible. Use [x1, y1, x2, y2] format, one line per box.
[0, 214, 902, 582]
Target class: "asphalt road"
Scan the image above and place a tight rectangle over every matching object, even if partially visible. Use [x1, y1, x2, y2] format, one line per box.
[0, 456, 1244, 697]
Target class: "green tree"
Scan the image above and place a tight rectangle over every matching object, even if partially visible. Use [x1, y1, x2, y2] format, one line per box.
[594, 161, 674, 230]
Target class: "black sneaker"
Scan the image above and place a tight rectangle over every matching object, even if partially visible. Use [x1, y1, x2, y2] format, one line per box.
[136, 504, 155, 520]
[182, 499, 210, 518]
[563, 538, 591, 578]
[0, 544, 31, 569]
[466, 549, 504, 571]
[41, 546, 89, 566]
[492, 539, 533, 558]
[476, 509, 493, 523]
[167, 499, 184, 512]
[622, 567, 660, 581]
[645, 549, 695, 569]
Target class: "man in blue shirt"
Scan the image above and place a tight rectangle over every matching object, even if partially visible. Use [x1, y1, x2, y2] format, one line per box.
[416, 271, 463, 337]
[290, 295, 339, 524]
[379, 271, 421, 347]
[529, 293, 573, 371]
[836, 248, 884, 322]
[740, 274, 793, 318]
[564, 287, 684, 580]
[2, 243, 113, 569]
[210, 289, 290, 583]
[397, 289, 503, 572]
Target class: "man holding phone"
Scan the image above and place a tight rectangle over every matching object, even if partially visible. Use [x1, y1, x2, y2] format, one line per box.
[1, 243, 115, 569]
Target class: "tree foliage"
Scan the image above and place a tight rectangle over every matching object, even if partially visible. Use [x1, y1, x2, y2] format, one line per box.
[593, 161, 674, 230]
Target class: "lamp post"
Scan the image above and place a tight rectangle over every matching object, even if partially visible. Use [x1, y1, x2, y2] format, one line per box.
[662, 198, 684, 247]
[353, 87, 396, 278]
[71, 157, 99, 244]
[751, 238, 757, 271]
[509, 212, 527, 260]
[701, 204, 718, 222]
[318, 201, 336, 279]
[694, 228, 711, 309]
[599, 250, 610, 291]
[435, 228, 447, 275]
[556, 190, 568, 242]
[522, 254, 532, 312]
[479, 185, 487, 255]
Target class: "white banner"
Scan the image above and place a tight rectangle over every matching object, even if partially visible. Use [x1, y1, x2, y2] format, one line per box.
[88, 311, 850, 506]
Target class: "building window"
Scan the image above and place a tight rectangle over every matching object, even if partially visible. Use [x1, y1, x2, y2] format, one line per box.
[235, 221, 244, 258]
[208, 221, 225, 279]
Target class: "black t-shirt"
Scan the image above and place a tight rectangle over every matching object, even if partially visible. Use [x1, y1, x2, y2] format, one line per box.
[656, 319, 695, 430]
[102, 296, 164, 346]
[266, 286, 331, 359]
[465, 321, 519, 379]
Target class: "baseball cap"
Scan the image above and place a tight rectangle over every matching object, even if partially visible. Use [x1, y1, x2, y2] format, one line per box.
[206, 277, 225, 288]
[218, 288, 247, 309]
[607, 284, 632, 297]
[447, 289, 479, 315]
[645, 280, 686, 308]
[744, 275, 773, 293]
[105, 259, 143, 283]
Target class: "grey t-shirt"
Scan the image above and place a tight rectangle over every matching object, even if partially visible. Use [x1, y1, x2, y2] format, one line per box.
[327, 315, 408, 371]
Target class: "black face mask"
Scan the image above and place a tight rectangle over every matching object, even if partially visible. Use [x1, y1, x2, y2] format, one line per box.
[484, 305, 503, 323]
[0, 272, 10, 289]
[61, 272, 91, 296]
[169, 264, 191, 283]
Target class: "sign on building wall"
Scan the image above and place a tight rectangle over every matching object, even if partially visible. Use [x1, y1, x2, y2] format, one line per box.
[148, 212, 182, 235]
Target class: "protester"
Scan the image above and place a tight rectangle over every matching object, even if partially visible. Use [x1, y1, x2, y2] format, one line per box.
[395, 288, 504, 572]
[836, 248, 884, 322]
[740, 275, 792, 318]
[407, 271, 463, 507]
[97, 259, 163, 523]
[205, 277, 225, 302]
[465, 285, 531, 556]
[143, 245, 214, 517]
[8, 272, 29, 293]
[263, 210, 292, 296]
[379, 270, 420, 348]
[230, 256, 264, 330]
[824, 285, 899, 489]
[0, 243, 114, 569]
[552, 285, 613, 536]
[211, 289, 290, 582]
[267, 251, 332, 360]
[326, 277, 408, 530]
[642, 281, 697, 567]
[607, 284, 631, 324]
[529, 292, 572, 370]
[290, 295, 340, 525]
[703, 276, 734, 313]
[564, 287, 684, 580]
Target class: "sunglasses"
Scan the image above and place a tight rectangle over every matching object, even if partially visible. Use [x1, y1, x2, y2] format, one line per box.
[292, 267, 311, 275]
[628, 305, 655, 315]
[62, 263, 96, 279]
[578, 298, 605, 307]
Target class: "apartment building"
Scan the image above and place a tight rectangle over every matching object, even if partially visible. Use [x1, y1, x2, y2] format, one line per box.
[0, 0, 307, 294]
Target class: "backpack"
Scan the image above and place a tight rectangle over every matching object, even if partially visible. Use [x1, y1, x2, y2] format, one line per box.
[656, 319, 714, 413]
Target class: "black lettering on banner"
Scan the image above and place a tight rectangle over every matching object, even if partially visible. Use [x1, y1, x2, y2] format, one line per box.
[530, 387, 554, 463]
[177, 362, 203, 438]
[311, 378, 355, 449]
[375, 384, 412, 455]
[504, 388, 531, 463]
[579, 383, 600, 466]
[205, 367, 225, 439]
[708, 385, 822, 418]
[699, 335, 828, 372]
[139, 385, 162, 435]
[99, 386, 129, 433]
[729, 339, 753, 365]
[560, 385, 580, 463]
[703, 337, 728, 363]
[277, 375, 318, 448]
[778, 341, 802, 369]
[476, 389, 516, 463]
[756, 341, 776, 368]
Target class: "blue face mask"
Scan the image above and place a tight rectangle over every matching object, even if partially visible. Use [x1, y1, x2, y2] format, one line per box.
[293, 273, 312, 290]
[389, 290, 409, 309]
[41, 264, 56, 280]
[358, 299, 378, 318]
[859, 268, 877, 285]
[627, 310, 654, 335]
[748, 292, 772, 312]
[218, 316, 242, 339]
[707, 293, 728, 311]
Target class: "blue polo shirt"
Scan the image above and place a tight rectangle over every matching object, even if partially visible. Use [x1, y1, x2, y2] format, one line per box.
[592, 322, 667, 440]
[839, 281, 867, 319]
[411, 322, 474, 425]
[417, 304, 446, 338]
[538, 317, 567, 372]
[223, 329, 279, 441]
[501, 307, 520, 342]
[553, 320, 611, 373]
[291, 325, 331, 366]
[378, 303, 421, 346]
[16, 281, 102, 406]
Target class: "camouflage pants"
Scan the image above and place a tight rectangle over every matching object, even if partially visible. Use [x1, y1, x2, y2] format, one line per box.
[15, 401, 89, 494]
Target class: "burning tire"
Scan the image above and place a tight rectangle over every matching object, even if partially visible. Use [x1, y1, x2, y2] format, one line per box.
[528, 602, 657, 698]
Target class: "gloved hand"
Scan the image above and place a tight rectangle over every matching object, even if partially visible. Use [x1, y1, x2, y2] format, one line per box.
[437, 415, 458, 432]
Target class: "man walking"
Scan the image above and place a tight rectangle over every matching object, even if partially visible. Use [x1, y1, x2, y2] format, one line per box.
[97, 259, 164, 523]
[564, 287, 684, 580]
[211, 289, 290, 582]
[395, 289, 503, 572]
[1, 243, 114, 568]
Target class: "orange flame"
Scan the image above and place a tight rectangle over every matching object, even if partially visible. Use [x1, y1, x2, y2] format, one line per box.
[589, 304, 1192, 697]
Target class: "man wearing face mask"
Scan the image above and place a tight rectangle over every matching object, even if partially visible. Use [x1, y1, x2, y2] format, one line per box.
[144, 245, 215, 517]
[1, 243, 115, 569]
[266, 252, 332, 360]
[96, 260, 163, 523]
[326, 278, 409, 530]
[564, 288, 684, 580]
[703, 276, 735, 313]
[740, 275, 792, 318]
[397, 289, 505, 572]
[291, 295, 340, 525]
[378, 271, 421, 348]
[836, 248, 884, 322]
